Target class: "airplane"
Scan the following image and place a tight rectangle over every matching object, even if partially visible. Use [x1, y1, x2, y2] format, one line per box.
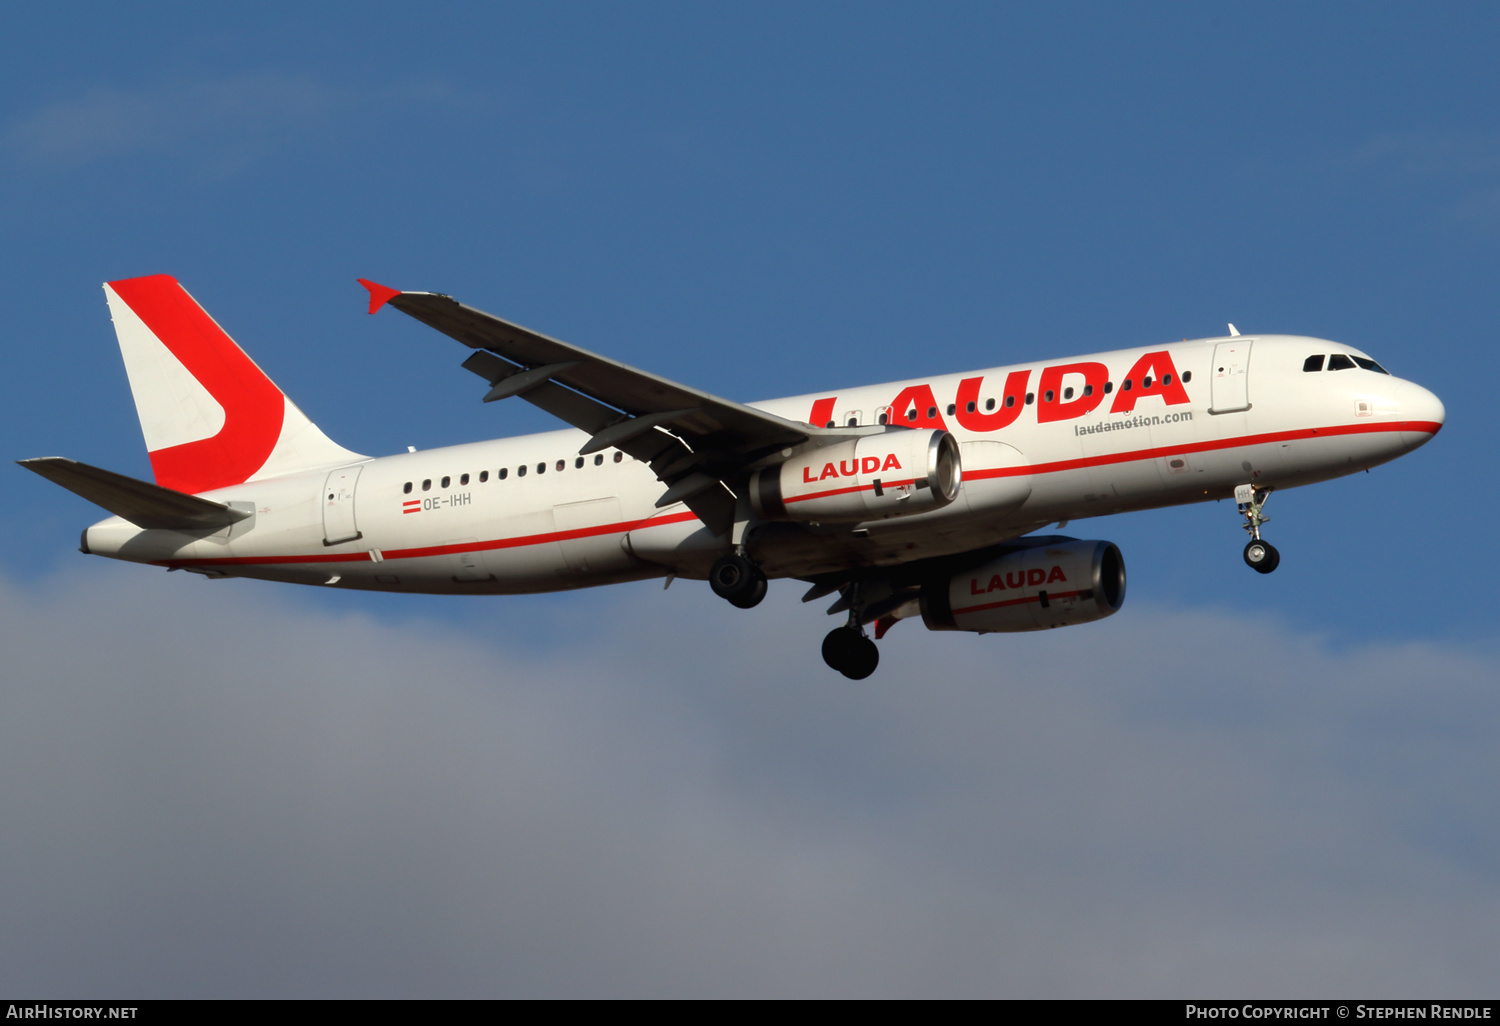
[19, 274, 1445, 679]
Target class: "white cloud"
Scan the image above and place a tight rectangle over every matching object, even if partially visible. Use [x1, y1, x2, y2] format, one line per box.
[3, 73, 458, 171]
[0, 566, 1495, 996]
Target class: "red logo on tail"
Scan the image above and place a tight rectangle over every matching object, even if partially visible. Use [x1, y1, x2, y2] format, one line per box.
[109, 275, 285, 494]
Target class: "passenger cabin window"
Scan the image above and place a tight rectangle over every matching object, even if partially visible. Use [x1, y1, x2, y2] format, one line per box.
[1104, 381, 1113, 394]
[1044, 390, 1055, 403]
[403, 482, 412, 494]
[1304, 355, 1325, 372]
[575, 457, 584, 469]
[946, 403, 956, 416]
[1327, 354, 1355, 371]
[1024, 392, 1034, 405]
[985, 398, 996, 410]
[1063, 387, 1074, 400]
[499, 468, 508, 480]
[1003, 396, 1014, 408]
[1182, 371, 1191, 383]
[460, 473, 469, 486]
[422, 479, 432, 491]
[536, 463, 546, 474]
[613, 452, 623, 463]
[441, 476, 450, 488]
[1122, 379, 1133, 391]
[1353, 356, 1390, 374]
[517, 465, 526, 477]
[556, 460, 565, 472]
[594, 454, 604, 466]
[480, 471, 489, 482]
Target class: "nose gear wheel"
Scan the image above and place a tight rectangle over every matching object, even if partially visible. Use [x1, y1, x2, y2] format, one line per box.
[1243, 538, 1280, 574]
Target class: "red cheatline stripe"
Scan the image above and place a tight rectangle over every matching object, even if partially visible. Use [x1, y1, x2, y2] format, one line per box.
[952, 588, 1089, 615]
[153, 509, 702, 568]
[785, 477, 921, 504]
[966, 420, 1442, 481]
[150, 420, 1440, 570]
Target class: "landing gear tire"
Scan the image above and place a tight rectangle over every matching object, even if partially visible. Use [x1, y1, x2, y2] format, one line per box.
[710, 553, 767, 608]
[822, 626, 880, 680]
[729, 575, 768, 609]
[1243, 539, 1280, 574]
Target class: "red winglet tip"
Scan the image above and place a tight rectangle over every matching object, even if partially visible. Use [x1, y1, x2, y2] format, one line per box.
[357, 278, 402, 315]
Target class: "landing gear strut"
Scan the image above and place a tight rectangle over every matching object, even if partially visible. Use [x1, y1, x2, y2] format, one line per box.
[1235, 483, 1280, 574]
[709, 553, 767, 608]
[822, 625, 879, 680]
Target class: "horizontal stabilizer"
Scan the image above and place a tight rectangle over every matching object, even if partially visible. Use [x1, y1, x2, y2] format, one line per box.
[17, 457, 252, 531]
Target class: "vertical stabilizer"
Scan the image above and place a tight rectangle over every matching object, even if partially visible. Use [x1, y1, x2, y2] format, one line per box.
[104, 275, 365, 494]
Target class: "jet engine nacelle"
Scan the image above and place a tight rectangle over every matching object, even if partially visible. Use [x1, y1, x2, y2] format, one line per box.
[921, 538, 1126, 633]
[750, 429, 961, 522]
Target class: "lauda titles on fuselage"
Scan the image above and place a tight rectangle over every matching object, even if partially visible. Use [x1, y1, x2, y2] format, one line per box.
[20, 276, 1444, 679]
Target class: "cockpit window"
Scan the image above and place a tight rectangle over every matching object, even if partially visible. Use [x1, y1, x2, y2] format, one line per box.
[1303, 355, 1325, 372]
[1352, 356, 1390, 375]
[1327, 354, 1355, 371]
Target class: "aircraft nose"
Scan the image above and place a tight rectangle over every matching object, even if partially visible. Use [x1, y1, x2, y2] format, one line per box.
[1410, 382, 1445, 429]
[1396, 379, 1444, 450]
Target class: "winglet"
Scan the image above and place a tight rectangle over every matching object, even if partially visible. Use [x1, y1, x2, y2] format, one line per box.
[357, 279, 402, 315]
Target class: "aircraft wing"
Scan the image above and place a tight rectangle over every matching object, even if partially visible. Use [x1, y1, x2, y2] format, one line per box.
[361, 280, 838, 535]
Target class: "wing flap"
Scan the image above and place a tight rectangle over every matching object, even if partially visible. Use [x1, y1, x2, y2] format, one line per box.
[18, 457, 252, 531]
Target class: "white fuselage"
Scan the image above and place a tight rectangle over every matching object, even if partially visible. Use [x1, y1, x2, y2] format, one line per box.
[82, 334, 1444, 592]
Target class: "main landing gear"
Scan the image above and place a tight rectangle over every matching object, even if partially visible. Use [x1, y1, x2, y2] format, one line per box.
[707, 553, 880, 679]
[818, 579, 881, 679]
[1235, 483, 1280, 574]
[709, 552, 767, 608]
[822, 625, 879, 680]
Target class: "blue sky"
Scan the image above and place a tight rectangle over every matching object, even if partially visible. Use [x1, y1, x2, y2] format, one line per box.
[2, 3, 1497, 996]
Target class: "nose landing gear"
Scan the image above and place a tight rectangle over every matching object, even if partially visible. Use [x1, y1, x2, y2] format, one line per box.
[1235, 483, 1280, 574]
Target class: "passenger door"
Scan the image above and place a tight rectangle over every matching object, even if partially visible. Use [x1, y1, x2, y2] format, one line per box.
[321, 465, 363, 545]
[1209, 340, 1252, 414]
